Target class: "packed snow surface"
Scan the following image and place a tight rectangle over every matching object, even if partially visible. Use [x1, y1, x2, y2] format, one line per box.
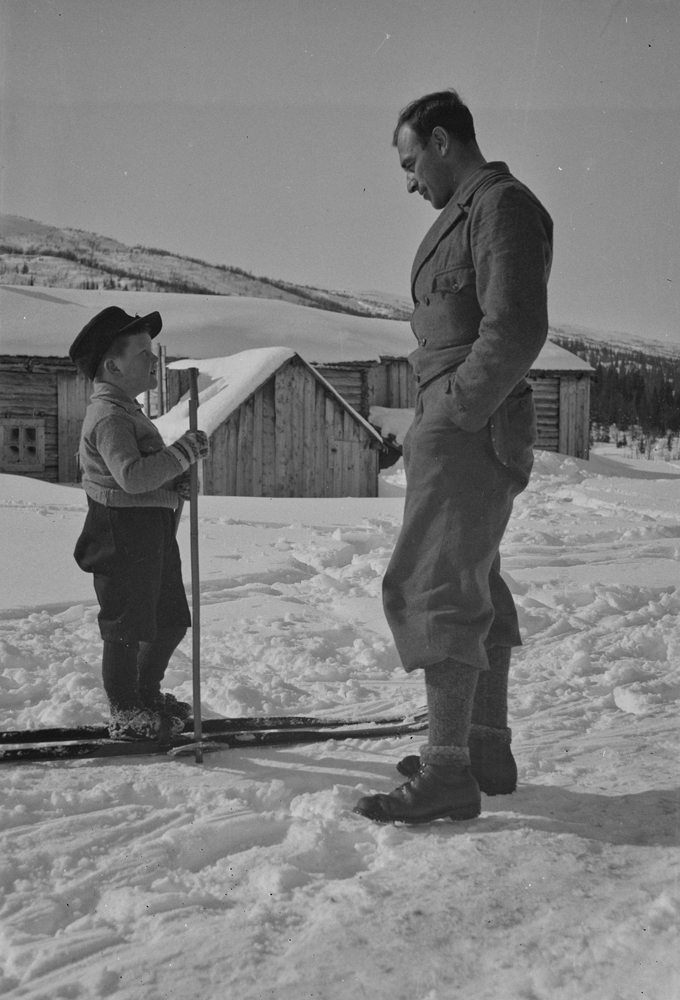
[0, 451, 679, 999]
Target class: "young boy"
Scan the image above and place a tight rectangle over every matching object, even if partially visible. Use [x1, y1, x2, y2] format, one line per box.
[70, 306, 209, 740]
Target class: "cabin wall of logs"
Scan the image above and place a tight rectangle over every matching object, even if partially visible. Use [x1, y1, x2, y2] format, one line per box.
[317, 356, 592, 459]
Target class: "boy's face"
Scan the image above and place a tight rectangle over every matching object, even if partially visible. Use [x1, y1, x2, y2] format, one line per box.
[113, 331, 158, 398]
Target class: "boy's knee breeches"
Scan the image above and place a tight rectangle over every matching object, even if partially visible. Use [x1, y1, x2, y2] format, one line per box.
[75, 499, 191, 643]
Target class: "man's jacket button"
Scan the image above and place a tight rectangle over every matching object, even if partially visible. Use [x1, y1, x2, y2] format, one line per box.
[423, 296, 430, 306]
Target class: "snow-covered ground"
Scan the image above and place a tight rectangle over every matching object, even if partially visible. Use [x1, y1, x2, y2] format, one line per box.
[592, 440, 680, 470]
[1, 451, 679, 999]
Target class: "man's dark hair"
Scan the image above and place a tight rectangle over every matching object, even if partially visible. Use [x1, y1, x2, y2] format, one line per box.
[392, 89, 476, 148]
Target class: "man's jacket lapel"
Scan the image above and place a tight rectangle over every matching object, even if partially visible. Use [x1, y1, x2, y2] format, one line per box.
[410, 200, 468, 298]
[409, 165, 509, 300]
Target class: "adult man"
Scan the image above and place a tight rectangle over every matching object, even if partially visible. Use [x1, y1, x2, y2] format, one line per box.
[354, 90, 553, 824]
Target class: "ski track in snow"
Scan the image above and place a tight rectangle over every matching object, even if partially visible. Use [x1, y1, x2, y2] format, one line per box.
[0, 453, 679, 999]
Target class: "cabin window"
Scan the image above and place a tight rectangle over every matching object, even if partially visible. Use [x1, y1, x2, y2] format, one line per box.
[0, 419, 46, 472]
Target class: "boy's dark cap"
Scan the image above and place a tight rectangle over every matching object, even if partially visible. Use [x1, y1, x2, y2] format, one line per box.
[69, 306, 162, 380]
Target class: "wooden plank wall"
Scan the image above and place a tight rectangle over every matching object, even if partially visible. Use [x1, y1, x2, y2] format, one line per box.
[368, 360, 416, 409]
[559, 374, 590, 459]
[389, 361, 416, 408]
[203, 358, 378, 497]
[313, 364, 368, 416]
[57, 371, 91, 481]
[318, 360, 417, 414]
[367, 363, 388, 410]
[527, 375, 559, 452]
[313, 373, 328, 497]
[275, 363, 297, 496]
[165, 367, 192, 410]
[261, 376, 277, 496]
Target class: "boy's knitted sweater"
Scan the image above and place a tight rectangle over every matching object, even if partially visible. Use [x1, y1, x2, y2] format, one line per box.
[79, 382, 192, 508]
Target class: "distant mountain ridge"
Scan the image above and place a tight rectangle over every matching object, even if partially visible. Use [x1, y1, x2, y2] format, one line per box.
[549, 322, 680, 363]
[0, 215, 412, 321]
[2, 214, 677, 361]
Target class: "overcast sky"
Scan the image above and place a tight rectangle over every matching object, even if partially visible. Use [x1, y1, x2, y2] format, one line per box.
[1, 0, 679, 343]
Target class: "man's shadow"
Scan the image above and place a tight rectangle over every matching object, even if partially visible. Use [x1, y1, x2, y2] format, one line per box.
[203, 749, 680, 848]
[473, 781, 680, 847]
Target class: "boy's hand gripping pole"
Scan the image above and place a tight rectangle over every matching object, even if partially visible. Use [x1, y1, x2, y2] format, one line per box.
[188, 369, 203, 763]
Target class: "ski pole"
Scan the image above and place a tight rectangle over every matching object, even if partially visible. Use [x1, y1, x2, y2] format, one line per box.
[188, 368, 203, 763]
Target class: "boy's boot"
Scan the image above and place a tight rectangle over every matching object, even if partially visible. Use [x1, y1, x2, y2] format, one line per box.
[102, 639, 184, 740]
[354, 661, 481, 824]
[137, 630, 192, 720]
[396, 646, 517, 795]
[108, 707, 185, 741]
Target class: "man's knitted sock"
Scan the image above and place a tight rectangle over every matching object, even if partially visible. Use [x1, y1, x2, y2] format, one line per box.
[422, 660, 480, 767]
[472, 645, 511, 729]
[102, 640, 140, 709]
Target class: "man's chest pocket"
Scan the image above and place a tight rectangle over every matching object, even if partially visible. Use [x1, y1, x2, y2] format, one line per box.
[430, 264, 476, 297]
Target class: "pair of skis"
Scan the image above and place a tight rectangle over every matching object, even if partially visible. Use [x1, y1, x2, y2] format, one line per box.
[0, 710, 428, 763]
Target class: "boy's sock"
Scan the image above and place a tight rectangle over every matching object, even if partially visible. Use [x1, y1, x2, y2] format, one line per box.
[472, 645, 511, 729]
[421, 660, 480, 766]
[102, 640, 140, 709]
[137, 629, 187, 700]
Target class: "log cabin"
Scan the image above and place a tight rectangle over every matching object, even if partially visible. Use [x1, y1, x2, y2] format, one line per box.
[155, 349, 384, 498]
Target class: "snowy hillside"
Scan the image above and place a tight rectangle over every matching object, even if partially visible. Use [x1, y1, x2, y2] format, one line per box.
[0, 453, 679, 999]
[0, 215, 411, 320]
[550, 321, 680, 362]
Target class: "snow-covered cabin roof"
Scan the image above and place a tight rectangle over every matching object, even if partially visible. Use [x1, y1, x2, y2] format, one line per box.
[532, 340, 593, 372]
[0, 285, 414, 364]
[153, 348, 384, 446]
[0, 284, 592, 372]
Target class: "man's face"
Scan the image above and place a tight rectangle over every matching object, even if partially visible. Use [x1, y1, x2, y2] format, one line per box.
[115, 331, 158, 397]
[396, 123, 455, 210]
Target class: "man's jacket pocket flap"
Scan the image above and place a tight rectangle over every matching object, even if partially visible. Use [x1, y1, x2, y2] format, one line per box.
[431, 265, 475, 294]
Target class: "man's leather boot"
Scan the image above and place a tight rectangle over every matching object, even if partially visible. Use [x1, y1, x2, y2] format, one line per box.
[353, 762, 481, 825]
[396, 724, 517, 795]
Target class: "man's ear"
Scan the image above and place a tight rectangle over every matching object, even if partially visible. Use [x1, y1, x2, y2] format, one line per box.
[431, 126, 450, 157]
[103, 357, 120, 376]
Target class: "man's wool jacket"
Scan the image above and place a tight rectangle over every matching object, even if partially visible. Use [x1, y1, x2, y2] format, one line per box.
[408, 160, 553, 431]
